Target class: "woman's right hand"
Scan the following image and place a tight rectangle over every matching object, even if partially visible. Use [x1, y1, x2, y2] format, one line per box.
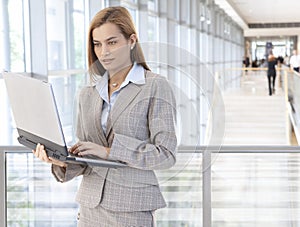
[32, 143, 67, 168]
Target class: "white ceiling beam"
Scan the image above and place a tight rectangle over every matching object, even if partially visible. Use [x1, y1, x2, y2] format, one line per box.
[244, 27, 300, 37]
[214, 0, 248, 29]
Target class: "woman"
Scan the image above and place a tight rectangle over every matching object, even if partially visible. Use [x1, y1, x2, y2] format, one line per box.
[267, 51, 277, 96]
[33, 6, 177, 227]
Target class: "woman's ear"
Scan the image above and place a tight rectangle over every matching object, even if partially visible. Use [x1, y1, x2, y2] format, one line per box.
[129, 34, 137, 49]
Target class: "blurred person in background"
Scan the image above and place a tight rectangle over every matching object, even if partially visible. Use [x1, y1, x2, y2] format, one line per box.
[289, 49, 300, 72]
[267, 51, 278, 96]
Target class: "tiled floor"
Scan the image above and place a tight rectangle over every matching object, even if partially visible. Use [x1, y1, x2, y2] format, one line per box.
[222, 71, 288, 145]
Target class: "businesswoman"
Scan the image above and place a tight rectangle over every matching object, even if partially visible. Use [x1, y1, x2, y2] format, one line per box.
[33, 6, 177, 227]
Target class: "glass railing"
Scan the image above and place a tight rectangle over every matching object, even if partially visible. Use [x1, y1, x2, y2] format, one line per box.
[1, 146, 300, 227]
[285, 69, 300, 139]
[3, 148, 80, 227]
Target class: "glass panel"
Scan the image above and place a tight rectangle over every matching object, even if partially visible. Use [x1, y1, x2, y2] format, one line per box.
[72, 0, 86, 69]
[127, 8, 137, 25]
[288, 71, 300, 124]
[46, 0, 67, 70]
[0, 78, 18, 145]
[9, 0, 25, 71]
[148, 0, 157, 12]
[6, 151, 80, 226]
[46, 0, 86, 70]
[212, 153, 300, 226]
[0, 0, 26, 72]
[0, 3, 4, 71]
[49, 73, 88, 145]
[148, 15, 157, 42]
[5, 150, 203, 226]
[156, 152, 202, 226]
[124, 0, 137, 4]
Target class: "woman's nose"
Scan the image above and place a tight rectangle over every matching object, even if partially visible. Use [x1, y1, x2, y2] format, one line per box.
[101, 45, 110, 57]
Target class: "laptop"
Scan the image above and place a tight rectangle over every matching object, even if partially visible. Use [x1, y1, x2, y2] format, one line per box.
[3, 72, 126, 168]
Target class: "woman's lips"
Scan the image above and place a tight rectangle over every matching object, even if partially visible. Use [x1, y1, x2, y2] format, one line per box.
[101, 58, 114, 65]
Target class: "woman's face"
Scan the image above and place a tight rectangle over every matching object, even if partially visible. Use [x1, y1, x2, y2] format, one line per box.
[92, 22, 134, 75]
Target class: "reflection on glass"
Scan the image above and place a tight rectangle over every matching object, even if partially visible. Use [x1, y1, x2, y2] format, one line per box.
[6, 151, 80, 226]
[0, 79, 18, 145]
[49, 73, 88, 146]
[6, 151, 202, 226]
[148, 15, 157, 42]
[2, 0, 26, 72]
[46, 0, 86, 70]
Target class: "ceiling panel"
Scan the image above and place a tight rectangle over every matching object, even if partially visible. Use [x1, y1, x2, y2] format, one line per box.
[230, 0, 300, 24]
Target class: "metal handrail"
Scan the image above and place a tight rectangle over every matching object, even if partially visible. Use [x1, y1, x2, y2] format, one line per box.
[178, 145, 300, 153]
[1, 145, 299, 153]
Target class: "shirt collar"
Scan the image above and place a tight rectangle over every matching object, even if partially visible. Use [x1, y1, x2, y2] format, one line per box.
[123, 62, 146, 86]
[96, 62, 146, 103]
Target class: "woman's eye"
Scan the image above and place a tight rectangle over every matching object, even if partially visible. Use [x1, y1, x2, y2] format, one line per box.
[108, 40, 117, 45]
[94, 43, 101, 47]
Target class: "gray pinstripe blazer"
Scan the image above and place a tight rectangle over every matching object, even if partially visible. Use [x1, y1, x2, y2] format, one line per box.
[52, 70, 177, 212]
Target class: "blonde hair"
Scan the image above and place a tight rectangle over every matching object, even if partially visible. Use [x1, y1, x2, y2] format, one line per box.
[268, 51, 276, 62]
[87, 6, 150, 82]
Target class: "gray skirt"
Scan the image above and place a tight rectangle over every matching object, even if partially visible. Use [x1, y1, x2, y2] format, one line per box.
[77, 204, 156, 227]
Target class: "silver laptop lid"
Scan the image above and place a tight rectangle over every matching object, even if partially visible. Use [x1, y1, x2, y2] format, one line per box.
[3, 72, 66, 147]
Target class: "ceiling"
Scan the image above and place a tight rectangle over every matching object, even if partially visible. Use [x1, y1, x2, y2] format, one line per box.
[215, 0, 300, 37]
[230, 0, 300, 24]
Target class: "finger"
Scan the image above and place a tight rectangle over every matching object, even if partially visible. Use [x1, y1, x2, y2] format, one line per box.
[35, 143, 40, 153]
[39, 145, 48, 160]
[37, 143, 45, 157]
[70, 142, 81, 154]
[75, 144, 86, 155]
[78, 146, 97, 156]
[36, 143, 44, 158]
[76, 144, 90, 156]
[69, 144, 76, 153]
[36, 145, 50, 162]
[78, 150, 89, 156]
[33, 143, 41, 158]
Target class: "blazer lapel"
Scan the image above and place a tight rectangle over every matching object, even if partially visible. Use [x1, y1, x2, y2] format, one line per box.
[93, 90, 109, 147]
[106, 83, 141, 138]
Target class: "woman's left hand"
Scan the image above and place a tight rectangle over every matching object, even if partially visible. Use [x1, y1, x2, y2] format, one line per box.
[69, 141, 110, 159]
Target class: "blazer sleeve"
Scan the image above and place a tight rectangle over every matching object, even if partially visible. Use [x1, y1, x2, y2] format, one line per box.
[51, 163, 91, 183]
[109, 76, 177, 170]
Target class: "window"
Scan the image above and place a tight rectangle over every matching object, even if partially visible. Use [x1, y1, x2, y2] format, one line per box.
[148, 15, 157, 42]
[6, 151, 80, 226]
[46, 0, 87, 70]
[0, 0, 26, 72]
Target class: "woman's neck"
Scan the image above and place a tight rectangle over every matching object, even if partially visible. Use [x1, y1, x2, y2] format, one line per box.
[108, 64, 133, 86]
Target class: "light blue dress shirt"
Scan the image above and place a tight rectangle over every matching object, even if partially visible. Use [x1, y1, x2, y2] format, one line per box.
[96, 62, 146, 134]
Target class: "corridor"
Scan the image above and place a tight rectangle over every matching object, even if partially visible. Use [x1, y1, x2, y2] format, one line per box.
[156, 69, 300, 226]
[223, 70, 287, 145]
